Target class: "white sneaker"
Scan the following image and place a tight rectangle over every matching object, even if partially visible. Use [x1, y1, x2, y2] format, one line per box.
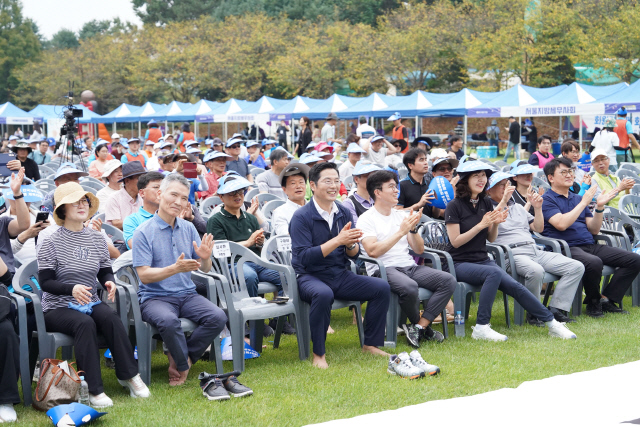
[387, 352, 424, 379]
[89, 393, 113, 408]
[547, 319, 577, 339]
[0, 404, 17, 422]
[118, 374, 151, 398]
[471, 324, 508, 342]
[409, 350, 440, 376]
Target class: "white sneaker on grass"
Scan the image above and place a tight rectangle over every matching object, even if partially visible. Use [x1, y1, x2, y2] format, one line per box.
[89, 393, 113, 408]
[546, 319, 577, 339]
[409, 350, 440, 376]
[118, 374, 151, 398]
[387, 352, 424, 379]
[471, 324, 508, 342]
[0, 404, 17, 422]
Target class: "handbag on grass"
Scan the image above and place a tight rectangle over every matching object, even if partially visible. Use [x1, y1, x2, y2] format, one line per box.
[33, 358, 82, 411]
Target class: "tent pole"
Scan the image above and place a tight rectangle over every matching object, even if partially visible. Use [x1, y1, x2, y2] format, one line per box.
[578, 115, 583, 151]
[138, 121, 141, 137]
[194, 121, 198, 140]
[463, 115, 468, 155]
[224, 122, 228, 141]
[165, 121, 168, 136]
[207, 123, 210, 137]
[558, 116, 562, 141]
[415, 115, 419, 141]
[518, 116, 522, 158]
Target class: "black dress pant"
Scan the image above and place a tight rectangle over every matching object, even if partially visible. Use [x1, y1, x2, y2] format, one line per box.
[570, 244, 640, 304]
[44, 303, 138, 395]
[0, 319, 20, 405]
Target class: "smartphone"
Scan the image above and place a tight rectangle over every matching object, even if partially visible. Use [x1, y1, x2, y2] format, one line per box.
[183, 162, 197, 179]
[268, 296, 290, 304]
[35, 211, 49, 223]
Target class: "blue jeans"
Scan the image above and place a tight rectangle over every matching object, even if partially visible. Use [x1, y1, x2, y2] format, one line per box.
[503, 142, 520, 162]
[242, 262, 282, 298]
[454, 259, 553, 325]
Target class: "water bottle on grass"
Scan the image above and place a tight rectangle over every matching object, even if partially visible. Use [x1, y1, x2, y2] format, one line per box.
[79, 376, 90, 405]
[454, 311, 465, 337]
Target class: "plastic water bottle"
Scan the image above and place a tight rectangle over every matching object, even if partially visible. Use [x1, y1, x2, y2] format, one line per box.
[32, 361, 40, 382]
[79, 376, 90, 405]
[454, 311, 465, 337]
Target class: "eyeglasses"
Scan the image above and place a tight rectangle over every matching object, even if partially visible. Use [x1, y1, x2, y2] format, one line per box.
[226, 189, 246, 197]
[435, 166, 453, 172]
[385, 184, 398, 191]
[71, 197, 91, 207]
[393, 144, 401, 148]
[228, 145, 240, 149]
[557, 169, 575, 177]
[319, 179, 341, 187]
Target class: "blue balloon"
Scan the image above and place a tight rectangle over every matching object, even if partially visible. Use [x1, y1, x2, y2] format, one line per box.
[428, 176, 454, 209]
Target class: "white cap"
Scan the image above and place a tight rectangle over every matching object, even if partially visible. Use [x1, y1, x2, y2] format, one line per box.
[111, 133, 120, 139]
[590, 148, 609, 162]
[430, 148, 448, 160]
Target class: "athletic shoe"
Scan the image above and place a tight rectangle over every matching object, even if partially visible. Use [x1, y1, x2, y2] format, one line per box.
[118, 374, 151, 398]
[409, 350, 440, 376]
[223, 375, 253, 397]
[585, 300, 604, 318]
[601, 299, 629, 314]
[0, 404, 17, 422]
[549, 307, 575, 323]
[547, 319, 577, 339]
[89, 393, 113, 408]
[525, 312, 545, 327]
[387, 352, 424, 379]
[402, 324, 421, 348]
[200, 375, 230, 401]
[421, 325, 444, 343]
[104, 355, 115, 369]
[471, 324, 508, 342]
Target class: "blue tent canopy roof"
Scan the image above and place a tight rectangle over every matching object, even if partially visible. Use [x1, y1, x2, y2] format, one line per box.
[0, 102, 37, 125]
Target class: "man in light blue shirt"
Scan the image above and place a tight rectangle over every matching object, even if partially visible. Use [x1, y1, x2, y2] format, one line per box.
[29, 139, 52, 165]
[133, 173, 226, 386]
[123, 171, 164, 249]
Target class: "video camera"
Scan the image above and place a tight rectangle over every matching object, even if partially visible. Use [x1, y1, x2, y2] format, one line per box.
[60, 82, 83, 138]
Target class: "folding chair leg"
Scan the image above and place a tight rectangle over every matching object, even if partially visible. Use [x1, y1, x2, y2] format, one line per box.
[61, 346, 73, 360]
[273, 316, 285, 349]
[384, 294, 399, 348]
[633, 275, 640, 307]
[249, 320, 264, 354]
[571, 283, 583, 317]
[441, 309, 448, 339]
[503, 293, 511, 328]
[453, 283, 467, 337]
[352, 304, 364, 348]
[212, 335, 223, 375]
[137, 329, 153, 386]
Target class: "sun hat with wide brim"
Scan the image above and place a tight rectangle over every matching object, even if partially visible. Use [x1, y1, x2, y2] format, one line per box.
[217, 176, 252, 195]
[53, 182, 99, 226]
[511, 164, 539, 176]
[278, 162, 310, 186]
[118, 161, 147, 182]
[10, 141, 32, 154]
[488, 171, 515, 189]
[101, 159, 123, 179]
[456, 160, 494, 180]
[392, 139, 408, 151]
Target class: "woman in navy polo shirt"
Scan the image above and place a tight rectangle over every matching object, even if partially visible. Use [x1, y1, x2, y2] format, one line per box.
[444, 161, 576, 341]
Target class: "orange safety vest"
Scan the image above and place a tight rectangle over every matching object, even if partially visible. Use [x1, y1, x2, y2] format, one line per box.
[392, 125, 408, 153]
[614, 119, 630, 149]
[147, 128, 162, 143]
[124, 152, 146, 166]
[179, 132, 195, 152]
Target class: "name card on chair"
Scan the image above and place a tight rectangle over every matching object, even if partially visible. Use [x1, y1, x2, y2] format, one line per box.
[277, 236, 292, 253]
[213, 241, 231, 259]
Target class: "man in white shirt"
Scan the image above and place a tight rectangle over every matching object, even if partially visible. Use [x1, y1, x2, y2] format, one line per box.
[358, 170, 457, 348]
[360, 135, 399, 165]
[356, 116, 376, 139]
[96, 160, 123, 214]
[272, 163, 310, 236]
[338, 143, 366, 181]
[590, 118, 620, 170]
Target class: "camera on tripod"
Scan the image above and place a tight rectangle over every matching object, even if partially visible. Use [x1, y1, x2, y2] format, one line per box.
[60, 84, 83, 137]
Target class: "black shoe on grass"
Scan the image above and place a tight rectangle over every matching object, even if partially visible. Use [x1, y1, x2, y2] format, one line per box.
[402, 324, 421, 348]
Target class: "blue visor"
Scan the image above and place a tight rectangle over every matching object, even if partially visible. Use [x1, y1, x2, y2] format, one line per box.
[488, 172, 515, 189]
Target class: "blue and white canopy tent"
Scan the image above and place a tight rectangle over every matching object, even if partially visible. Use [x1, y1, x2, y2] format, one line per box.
[467, 84, 567, 118]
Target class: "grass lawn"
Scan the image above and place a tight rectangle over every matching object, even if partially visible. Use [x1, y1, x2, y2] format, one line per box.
[14, 293, 640, 427]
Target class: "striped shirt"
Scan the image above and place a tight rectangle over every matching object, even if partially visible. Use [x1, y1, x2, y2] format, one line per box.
[38, 227, 111, 313]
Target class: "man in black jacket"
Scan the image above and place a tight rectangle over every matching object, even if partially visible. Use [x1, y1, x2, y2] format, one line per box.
[503, 116, 521, 162]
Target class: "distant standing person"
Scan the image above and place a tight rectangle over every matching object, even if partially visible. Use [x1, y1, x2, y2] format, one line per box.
[356, 116, 376, 139]
[503, 116, 521, 162]
[312, 124, 321, 142]
[614, 107, 640, 164]
[528, 135, 554, 169]
[294, 116, 313, 157]
[321, 113, 343, 146]
[523, 118, 537, 157]
[449, 136, 464, 160]
[389, 112, 409, 153]
[487, 120, 501, 156]
[177, 123, 195, 153]
[276, 120, 290, 151]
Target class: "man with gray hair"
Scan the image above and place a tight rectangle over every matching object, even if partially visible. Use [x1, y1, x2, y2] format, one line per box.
[133, 173, 227, 387]
[255, 149, 291, 199]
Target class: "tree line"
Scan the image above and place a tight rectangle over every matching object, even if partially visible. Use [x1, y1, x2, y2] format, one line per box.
[2, 0, 639, 113]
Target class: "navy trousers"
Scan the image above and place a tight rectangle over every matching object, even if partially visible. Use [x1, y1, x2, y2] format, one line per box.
[140, 293, 227, 372]
[298, 270, 390, 357]
[454, 259, 553, 325]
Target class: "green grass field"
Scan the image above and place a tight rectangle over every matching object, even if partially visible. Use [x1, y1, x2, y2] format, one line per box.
[14, 293, 640, 427]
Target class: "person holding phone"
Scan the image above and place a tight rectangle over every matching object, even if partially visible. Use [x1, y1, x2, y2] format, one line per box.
[0, 168, 31, 287]
[173, 154, 209, 205]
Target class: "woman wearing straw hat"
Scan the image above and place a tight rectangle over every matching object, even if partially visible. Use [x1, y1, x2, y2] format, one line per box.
[37, 182, 150, 408]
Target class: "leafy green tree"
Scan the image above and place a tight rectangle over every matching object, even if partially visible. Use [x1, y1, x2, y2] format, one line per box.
[78, 19, 132, 40]
[0, 0, 41, 101]
[49, 29, 79, 50]
[132, 0, 219, 25]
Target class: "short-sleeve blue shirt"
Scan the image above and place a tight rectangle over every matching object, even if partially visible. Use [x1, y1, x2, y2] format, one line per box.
[541, 189, 594, 246]
[123, 207, 154, 249]
[132, 214, 201, 302]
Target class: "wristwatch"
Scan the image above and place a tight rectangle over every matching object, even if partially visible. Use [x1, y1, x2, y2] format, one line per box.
[346, 243, 357, 250]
